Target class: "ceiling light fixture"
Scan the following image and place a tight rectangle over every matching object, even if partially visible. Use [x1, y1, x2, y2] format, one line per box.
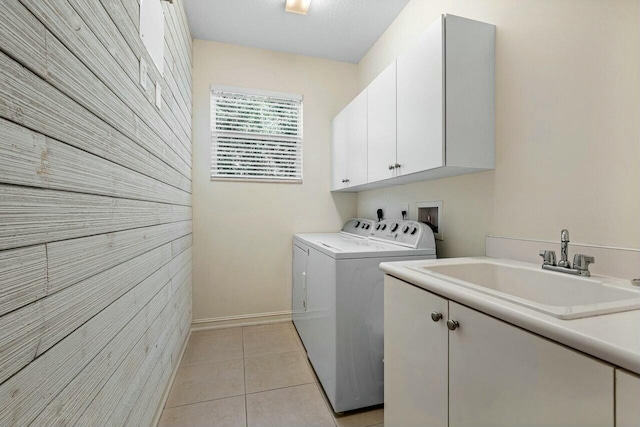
[285, 0, 311, 15]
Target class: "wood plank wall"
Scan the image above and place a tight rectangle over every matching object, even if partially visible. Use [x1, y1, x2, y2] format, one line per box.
[0, 0, 193, 425]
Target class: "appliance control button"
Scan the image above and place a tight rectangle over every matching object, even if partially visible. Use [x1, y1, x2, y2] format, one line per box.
[381, 224, 387, 230]
[365, 224, 370, 229]
[375, 224, 381, 230]
[403, 226, 410, 233]
[391, 223, 399, 232]
[411, 227, 418, 235]
[355, 221, 360, 227]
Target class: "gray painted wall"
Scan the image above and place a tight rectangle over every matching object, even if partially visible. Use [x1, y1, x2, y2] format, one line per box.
[0, 0, 192, 425]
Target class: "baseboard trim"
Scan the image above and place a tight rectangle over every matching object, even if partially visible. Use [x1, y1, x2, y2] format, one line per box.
[191, 310, 293, 331]
[152, 328, 191, 427]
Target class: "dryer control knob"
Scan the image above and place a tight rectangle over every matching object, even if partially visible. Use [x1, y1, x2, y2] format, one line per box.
[402, 226, 410, 233]
[375, 224, 381, 230]
[355, 221, 360, 227]
[391, 223, 399, 232]
[381, 224, 387, 230]
[411, 227, 418, 235]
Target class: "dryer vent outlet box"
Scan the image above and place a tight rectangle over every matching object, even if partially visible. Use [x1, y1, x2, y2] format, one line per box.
[417, 201, 443, 240]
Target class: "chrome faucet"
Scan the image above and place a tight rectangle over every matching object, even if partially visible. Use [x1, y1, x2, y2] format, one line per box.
[539, 229, 595, 276]
[558, 229, 571, 268]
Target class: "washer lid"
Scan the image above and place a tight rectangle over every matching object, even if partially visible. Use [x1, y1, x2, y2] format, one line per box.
[294, 233, 436, 259]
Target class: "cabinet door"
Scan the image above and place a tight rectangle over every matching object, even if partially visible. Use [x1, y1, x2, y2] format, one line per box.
[367, 61, 397, 183]
[346, 91, 368, 187]
[616, 369, 640, 427]
[396, 15, 444, 176]
[384, 276, 448, 427]
[331, 110, 348, 190]
[448, 302, 614, 427]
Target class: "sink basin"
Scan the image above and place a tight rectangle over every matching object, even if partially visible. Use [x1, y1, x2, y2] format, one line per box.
[406, 260, 640, 319]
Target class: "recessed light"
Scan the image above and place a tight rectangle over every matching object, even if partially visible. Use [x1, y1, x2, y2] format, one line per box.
[285, 0, 311, 15]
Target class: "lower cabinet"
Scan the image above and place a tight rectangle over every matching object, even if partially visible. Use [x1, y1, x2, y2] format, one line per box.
[384, 275, 615, 427]
[616, 369, 640, 427]
[384, 275, 448, 427]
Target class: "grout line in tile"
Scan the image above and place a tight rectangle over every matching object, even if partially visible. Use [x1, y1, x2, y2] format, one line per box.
[244, 380, 318, 396]
[314, 381, 342, 425]
[164, 390, 247, 410]
[161, 394, 246, 411]
[244, 393, 248, 427]
[242, 326, 249, 427]
[243, 348, 307, 361]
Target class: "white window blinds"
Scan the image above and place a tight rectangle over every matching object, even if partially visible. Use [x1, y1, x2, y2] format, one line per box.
[211, 86, 303, 182]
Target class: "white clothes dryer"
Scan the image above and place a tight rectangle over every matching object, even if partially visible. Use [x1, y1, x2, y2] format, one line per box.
[292, 218, 436, 412]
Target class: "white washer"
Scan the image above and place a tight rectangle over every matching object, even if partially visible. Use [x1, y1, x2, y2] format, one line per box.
[292, 218, 436, 413]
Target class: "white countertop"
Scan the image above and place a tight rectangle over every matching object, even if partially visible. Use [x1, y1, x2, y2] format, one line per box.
[379, 257, 640, 375]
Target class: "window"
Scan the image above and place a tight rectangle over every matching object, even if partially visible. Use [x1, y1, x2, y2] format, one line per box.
[211, 85, 303, 182]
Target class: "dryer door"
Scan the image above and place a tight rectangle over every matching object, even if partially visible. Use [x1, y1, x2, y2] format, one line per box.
[292, 243, 308, 323]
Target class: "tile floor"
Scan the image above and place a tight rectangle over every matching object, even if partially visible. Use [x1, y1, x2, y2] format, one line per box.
[159, 321, 384, 427]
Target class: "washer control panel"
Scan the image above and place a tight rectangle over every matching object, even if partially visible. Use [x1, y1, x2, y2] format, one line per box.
[341, 218, 374, 236]
[370, 220, 434, 249]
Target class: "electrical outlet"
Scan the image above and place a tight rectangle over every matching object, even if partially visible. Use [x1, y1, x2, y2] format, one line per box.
[401, 203, 410, 219]
[155, 81, 162, 109]
[139, 58, 148, 89]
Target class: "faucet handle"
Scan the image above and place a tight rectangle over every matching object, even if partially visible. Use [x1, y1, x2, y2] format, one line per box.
[573, 254, 595, 275]
[539, 250, 557, 266]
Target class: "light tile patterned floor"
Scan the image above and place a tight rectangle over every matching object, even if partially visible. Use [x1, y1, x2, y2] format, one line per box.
[158, 321, 383, 427]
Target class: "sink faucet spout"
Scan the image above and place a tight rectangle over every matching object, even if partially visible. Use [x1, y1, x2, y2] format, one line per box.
[558, 229, 571, 268]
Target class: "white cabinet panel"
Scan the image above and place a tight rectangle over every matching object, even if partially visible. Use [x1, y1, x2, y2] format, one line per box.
[448, 302, 614, 427]
[367, 61, 397, 182]
[616, 369, 640, 427]
[332, 92, 367, 190]
[331, 111, 348, 190]
[396, 15, 444, 176]
[444, 15, 495, 169]
[384, 276, 448, 427]
[346, 91, 368, 187]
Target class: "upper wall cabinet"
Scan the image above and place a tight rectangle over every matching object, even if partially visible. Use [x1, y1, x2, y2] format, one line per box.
[396, 16, 445, 176]
[331, 91, 368, 190]
[367, 61, 397, 183]
[332, 14, 496, 192]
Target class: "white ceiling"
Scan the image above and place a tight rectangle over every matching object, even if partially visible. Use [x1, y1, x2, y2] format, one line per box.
[184, 0, 411, 63]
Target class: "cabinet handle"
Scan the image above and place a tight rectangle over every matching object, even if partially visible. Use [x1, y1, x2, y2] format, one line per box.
[341, 179, 350, 183]
[446, 319, 460, 331]
[388, 165, 395, 170]
[394, 163, 401, 168]
[430, 312, 443, 322]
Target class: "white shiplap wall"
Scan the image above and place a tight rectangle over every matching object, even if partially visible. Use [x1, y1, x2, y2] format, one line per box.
[0, 0, 192, 425]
